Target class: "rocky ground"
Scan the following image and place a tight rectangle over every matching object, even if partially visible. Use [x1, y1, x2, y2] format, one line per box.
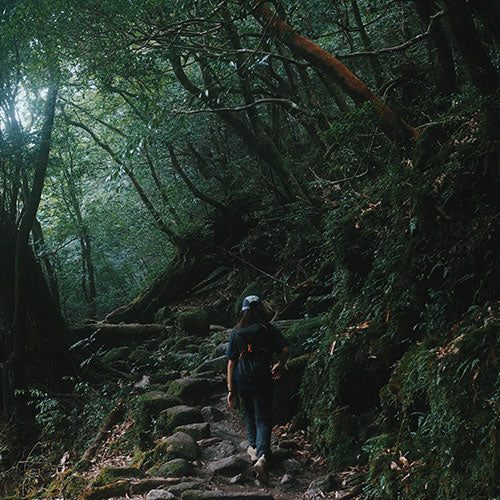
[44, 322, 366, 500]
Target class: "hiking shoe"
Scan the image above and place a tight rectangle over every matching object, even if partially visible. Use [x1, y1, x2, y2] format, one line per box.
[247, 446, 258, 462]
[253, 455, 269, 484]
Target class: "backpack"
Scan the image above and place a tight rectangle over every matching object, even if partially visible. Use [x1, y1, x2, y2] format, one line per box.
[234, 324, 272, 383]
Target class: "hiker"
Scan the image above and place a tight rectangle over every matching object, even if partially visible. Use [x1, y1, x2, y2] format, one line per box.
[226, 295, 290, 484]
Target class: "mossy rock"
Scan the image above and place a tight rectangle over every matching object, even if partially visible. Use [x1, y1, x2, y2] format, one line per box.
[102, 346, 131, 363]
[45, 469, 88, 497]
[133, 392, 182, 432]
[167, 377, 213, 403]
[273, 354, 310, 425]
[154, 305, 172, 324]
[150, 371, 182, 385]
[174, 422, 210, 441]
[129, 347, 152, 365]
[153, 432, 200, 461]
[177, 308, 210, 336]
[173, 335, 199, 351]
[156, 405, 203, 435]
[167, 481, 203, 494]
[193, 356, 226, 374]
[92, 465, 145, 486]
[147, 458, 192, 478]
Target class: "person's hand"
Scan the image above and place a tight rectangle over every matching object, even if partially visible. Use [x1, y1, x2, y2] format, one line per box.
[272, 362, 287, 380]
[227, 391, 238, 408]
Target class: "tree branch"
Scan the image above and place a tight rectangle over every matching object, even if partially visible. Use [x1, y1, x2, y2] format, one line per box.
[336, 11, 445, 59]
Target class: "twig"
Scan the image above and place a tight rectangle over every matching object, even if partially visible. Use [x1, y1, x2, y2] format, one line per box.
[336, 11, 445, 59]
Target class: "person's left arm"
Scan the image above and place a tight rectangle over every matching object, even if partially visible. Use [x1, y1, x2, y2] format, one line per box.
[272, 345, 290, 380]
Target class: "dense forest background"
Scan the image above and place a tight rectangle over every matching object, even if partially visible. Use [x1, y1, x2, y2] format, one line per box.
[0, 0, 499, 497]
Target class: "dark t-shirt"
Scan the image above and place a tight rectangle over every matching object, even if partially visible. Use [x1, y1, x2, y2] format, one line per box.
[226, 323, 289, 391]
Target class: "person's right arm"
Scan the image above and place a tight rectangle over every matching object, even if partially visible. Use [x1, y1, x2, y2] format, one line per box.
[227, 358, 238, 407]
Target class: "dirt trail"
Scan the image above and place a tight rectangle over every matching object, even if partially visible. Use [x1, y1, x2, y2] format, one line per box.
[50, 323, 365, 499]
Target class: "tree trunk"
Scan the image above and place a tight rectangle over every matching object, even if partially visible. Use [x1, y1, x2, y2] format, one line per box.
[250, 2, 419, 141]
[442, 0, 499, 95]
[413, 0, 457, 95]
[469, 0, 500, 44]
[350, 0, 384, 88]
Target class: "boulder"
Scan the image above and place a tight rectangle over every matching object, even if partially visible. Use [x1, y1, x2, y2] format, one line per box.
[129, 347, 152, 365]
[167, 378, 213, 403]
[150, 371, 182, 385]
[167, 481, 204, 495]
[177, 308, 210, 336]
[213, 342, 229, 357]
[194, 356, 226, 374]
[153, 432, 200, 461]
[206, 455, 248, 476]
[147, 458, 192, 478]
[200, 406, 224, 422]
[146, 489, 175, 500]
[133, 392, 182, 432]
[200, 440, 237, 461]
[156, 405, 203, 435]
[102, 346, 131, 363]
[175, 422, 211, 441]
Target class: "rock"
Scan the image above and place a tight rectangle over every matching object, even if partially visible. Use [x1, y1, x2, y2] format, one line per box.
[194, 356, 226, 374]
[181, 490, 273, 499]
[201, 440, 237, 461]
[200, 406, 224, 422]
[308, 472, 339, 492]
[146, 489, 175, 500]
[282, 458, 302, 474]
[154, 432, 200, 461]
[278, 439, 302, 450]
[102, 346, 131, 363]
[93, 466, 145, 486]
[129, 347, 152, 365]
[168, 378, 214, 403]
[177, 308, 210, 336]
[213, 342, 229, 357]
[270, 447, 290, 463]
[157, 405, 203, 435]
[175, 422, 211, 441]
[147, 458, 192, 478]
[150, 371, 182, 385]
[197, 437, 222, 448]
[210, 325, 227, 332]
[206, 455, 248, 476]
[173, 335, 201, 351]
[154, 305, 172, 324]
[280, 473, 293, 485]
[167, 481, 204, 495]
[134, 374, 151, 389]
[228, 474, 243, 484]
[134, 392, 183, 432]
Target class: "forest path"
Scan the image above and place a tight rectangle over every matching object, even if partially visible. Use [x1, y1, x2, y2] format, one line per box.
[58, 323, 365, 500]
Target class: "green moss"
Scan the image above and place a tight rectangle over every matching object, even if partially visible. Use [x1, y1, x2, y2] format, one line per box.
[92, 466, 145, 487]
[102, 346, 131, 363]
[273, 354, 310, 425]
[177, 308, 210, 336]
[147, 458, 192, 477]
[44, 469, 89, 498]
[132, 392, 182, 433]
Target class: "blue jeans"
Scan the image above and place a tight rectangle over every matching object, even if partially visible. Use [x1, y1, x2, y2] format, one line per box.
[238, 386, 273, 459]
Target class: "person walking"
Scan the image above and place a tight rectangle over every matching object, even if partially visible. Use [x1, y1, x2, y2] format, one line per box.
[226, 295, 290, 484]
